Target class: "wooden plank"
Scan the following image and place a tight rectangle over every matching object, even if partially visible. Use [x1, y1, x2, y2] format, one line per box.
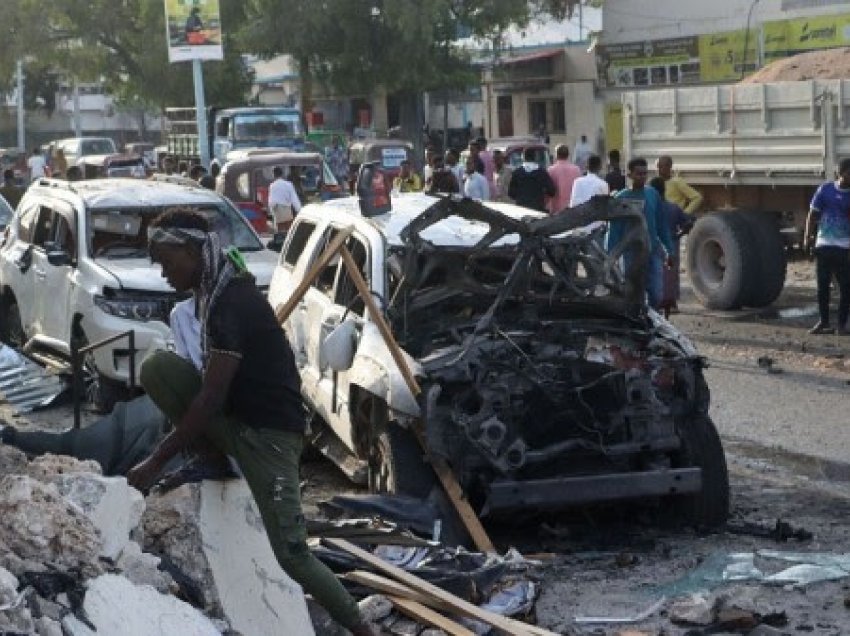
[275, 226, 354, 324]
[347, 571, 553, 636]
[326, 538, 558, 636]
[339, 245, 421, 396]
[429, 451, 497, 555]
[338, 244, 496, 555]
[388, 596, 475, 636]
[344, 571, 453, 613]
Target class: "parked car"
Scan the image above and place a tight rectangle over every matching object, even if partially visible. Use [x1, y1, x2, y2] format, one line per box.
[0, 178, 277, 411]
[78, 154, 147, 179]
[267, 193, 729, 527]
[217, 150, 343, 234]
[53, 137, 118, 167]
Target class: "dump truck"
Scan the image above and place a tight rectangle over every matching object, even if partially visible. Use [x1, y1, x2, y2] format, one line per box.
[164, 106, 305, 168]
[622, 79, 850, 310]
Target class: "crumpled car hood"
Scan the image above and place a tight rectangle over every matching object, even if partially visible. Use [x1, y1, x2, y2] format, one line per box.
[94, 249, 277, 292]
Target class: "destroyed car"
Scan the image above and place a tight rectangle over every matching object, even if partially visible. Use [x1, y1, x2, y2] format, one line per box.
[0, 178, 277, 411]
[267, 193, 729, 527]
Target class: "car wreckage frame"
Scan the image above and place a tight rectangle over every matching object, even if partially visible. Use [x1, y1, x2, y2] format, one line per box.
[377, 195, 729, 527]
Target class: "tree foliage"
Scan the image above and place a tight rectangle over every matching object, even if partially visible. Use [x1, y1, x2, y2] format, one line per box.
[0, 0, 253, 111]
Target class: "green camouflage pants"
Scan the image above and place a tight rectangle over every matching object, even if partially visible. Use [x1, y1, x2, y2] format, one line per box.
[140, 350, 361, 629]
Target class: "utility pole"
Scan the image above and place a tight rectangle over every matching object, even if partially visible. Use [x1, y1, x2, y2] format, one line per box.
[192, 59, 209, 167]
[72, 82, 82, 137]
[16, 60, 24, 152]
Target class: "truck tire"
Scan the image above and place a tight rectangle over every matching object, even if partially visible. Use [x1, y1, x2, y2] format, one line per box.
[686, 212, 756, 310]
[736, 212, 786, 307]
[670, 412, 730, 529]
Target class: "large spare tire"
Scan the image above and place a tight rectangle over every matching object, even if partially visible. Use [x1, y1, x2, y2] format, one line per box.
[735, 211, 787, 307]
[686, 212, 758, 310]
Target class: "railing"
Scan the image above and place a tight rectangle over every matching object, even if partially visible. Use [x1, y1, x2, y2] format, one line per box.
[71, 330, 135, 429]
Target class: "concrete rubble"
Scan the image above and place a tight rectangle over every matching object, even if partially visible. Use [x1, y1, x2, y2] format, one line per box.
[0, 444, 313, 636]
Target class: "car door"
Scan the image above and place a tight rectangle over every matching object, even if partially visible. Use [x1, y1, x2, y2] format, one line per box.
[3, 200, 42, 338]
[299, 226, 349, 443]
[25, 205, 59, 339]
[37, 203, 78, 344]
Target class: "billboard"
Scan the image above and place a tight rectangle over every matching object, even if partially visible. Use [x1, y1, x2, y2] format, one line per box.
[596, 37, 701, 87]
[698, 30, 759, 82]
[164, 0, 224, 62]
[764, 13, 850, 61]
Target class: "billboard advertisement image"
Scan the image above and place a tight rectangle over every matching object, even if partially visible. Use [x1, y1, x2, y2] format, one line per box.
[164, 0, 224, 63]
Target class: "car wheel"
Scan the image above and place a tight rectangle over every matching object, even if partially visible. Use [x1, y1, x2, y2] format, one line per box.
[1, 298, 25, 348]
[670, 412, 730, 529]
[368, 419, 434, 499]
[74, 332, 127, 414]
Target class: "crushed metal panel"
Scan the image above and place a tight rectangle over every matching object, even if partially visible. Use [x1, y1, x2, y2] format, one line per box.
[0, 346, 67, 413]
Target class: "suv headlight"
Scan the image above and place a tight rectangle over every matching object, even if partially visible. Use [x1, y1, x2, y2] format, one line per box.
[94, 295, 170, 322]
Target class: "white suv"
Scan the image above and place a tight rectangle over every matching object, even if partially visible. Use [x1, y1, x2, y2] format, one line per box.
[268, 193, 729, 526]
[0, 178, 277, 410]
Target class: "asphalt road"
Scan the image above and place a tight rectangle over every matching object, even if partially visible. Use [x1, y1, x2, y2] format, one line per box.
[672, 258, 850, 469]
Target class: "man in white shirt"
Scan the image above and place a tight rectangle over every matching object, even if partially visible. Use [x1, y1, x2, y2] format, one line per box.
[463, 156, 489, 201]
[27, 148, 47, 182]
[570, 154, 609, 207]
[268, 166, 302, 233]
[573, 134, 593, 172]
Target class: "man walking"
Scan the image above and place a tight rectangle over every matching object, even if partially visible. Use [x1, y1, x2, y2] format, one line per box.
[804, 158, 850, 334]
[573, 134, 593, 172]
[0, 169, 23, 209]
[463, 156, 490, 201]
[509, 147, 556, 212]
[607, 157, 674, 309]
[326, 136, 349, 191]
[493, 150, 513, 202]
[392, 160, 422, 192]
[127, 209, 377, 635]
[27, 148, 46, 182]
[547, 144, 581, 214]
[570, 154, 609, 207]
[605, 149, 626, 193]
[268, 166, 302, 234]
[656, 155, 703, 214]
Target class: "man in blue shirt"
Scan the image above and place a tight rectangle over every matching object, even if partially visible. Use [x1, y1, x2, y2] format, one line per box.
[608, 157, 674, 309]
[805, 158, 850, 334]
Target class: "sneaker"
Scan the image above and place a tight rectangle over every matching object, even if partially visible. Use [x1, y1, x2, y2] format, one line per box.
[809, 322, 835, 335]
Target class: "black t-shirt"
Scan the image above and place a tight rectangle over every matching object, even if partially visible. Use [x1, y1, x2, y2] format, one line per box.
[207, 277, 306, 432]
[605, 168, 626, 193]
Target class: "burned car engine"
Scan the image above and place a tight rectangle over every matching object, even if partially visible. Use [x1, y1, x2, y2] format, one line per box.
[386, 196, 726, 523]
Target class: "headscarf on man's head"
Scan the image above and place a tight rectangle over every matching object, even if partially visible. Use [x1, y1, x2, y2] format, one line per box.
[149, 224, 247, 369]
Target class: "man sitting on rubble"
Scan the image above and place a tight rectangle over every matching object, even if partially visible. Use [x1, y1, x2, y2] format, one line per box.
[125, 208, 375, 635]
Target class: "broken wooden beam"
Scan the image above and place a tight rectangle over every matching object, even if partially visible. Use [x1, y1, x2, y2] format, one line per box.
[326, 538, 558, 636]
[388, 596, 475, 636]
[275, 226, 354, 324]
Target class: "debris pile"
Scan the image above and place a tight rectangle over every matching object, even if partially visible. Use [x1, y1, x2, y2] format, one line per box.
[0, 445, 311, 635]
[741, 47, 850, 83]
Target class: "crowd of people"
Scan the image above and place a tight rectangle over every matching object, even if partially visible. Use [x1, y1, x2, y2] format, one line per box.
[391, 133, 702, 316]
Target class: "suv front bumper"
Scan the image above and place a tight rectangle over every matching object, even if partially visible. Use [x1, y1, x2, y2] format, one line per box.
[482, 468, 702, 514]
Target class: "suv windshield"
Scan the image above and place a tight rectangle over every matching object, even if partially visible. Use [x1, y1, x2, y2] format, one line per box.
[87, 201, 262, 258]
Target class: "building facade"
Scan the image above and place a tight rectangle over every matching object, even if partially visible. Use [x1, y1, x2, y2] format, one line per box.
[598, 0, 850, 151]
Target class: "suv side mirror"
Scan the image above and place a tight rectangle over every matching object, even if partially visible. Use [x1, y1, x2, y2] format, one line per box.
[321, 319, 357, 372]
[47, 248, 72, 267]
